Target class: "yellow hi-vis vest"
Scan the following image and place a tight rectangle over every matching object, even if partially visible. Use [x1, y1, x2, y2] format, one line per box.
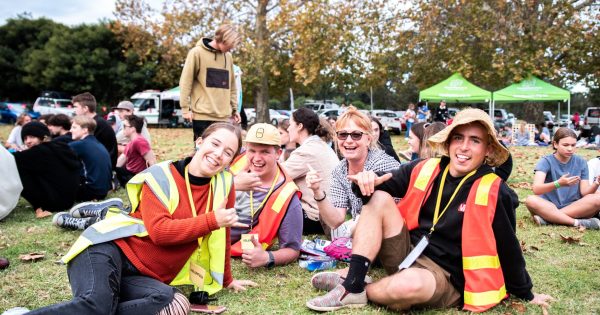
[61, 161, 233, 295]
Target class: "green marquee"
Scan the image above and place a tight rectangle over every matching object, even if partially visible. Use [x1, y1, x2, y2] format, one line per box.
[419, 73, 492, 103]
[493, 76, 570, 103]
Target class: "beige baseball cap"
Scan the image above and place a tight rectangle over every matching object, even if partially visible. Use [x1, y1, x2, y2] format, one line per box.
[245, 123, 281, 146]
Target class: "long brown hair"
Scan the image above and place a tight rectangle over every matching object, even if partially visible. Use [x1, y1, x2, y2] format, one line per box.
[201, 122, 243, 159]
[551, 127, 577, 151]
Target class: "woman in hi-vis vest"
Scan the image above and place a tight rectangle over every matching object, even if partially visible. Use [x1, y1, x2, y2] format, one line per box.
[20, 123, 256, 315]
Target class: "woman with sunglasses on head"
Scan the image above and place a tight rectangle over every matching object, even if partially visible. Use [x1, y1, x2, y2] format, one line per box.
[16, 123, 256, 315]
[283, 108, 340, 235]
[306, 107, 400, 239]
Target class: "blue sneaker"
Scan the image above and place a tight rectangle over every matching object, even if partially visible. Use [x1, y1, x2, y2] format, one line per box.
[69, 198, 123, 218]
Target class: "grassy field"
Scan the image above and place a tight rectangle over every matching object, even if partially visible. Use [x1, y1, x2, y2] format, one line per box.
[1, 125, 600, 314]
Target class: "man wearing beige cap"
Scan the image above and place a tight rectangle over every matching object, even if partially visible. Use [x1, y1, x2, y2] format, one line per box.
[306, 108, 553, 312]
[229, 123, 303, 269]
[112, 100, 151, 153]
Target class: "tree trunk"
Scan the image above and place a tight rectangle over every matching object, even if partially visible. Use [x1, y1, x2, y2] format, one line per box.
[255, 0, 270, 124]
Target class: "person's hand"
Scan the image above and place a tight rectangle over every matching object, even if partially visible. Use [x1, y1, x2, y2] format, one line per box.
[241, 237, 269, 268]
[213, 199, 248, 228]
[306, 164, 323, 192]
[232, 112, 241, 124]
[304, 206, 320, 221]
[183, 111, 193, 122]
[347, 171, 393, 196]
[227, 279, 258, 292]
[557, 173, 579, 187]
[234, 171, 267, 192]
[529, 293, 555, 308]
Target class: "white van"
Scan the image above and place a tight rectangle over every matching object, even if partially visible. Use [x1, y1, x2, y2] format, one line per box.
[584, 107, 600, 128]
[130, 89, 184, 126]
[304, 102, 339, 112]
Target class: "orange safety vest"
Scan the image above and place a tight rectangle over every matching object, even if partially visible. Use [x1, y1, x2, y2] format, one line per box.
[230, 157, 301, 256]
[229, 152, 249, 176]
[396, 158, 508, 312]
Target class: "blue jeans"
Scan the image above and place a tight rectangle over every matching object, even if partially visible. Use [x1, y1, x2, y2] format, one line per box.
[405, 121, 413, 138]
[28, 242, 174, 315]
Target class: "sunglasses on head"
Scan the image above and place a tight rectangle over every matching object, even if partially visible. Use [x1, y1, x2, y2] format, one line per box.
[336, 131, 366, 141]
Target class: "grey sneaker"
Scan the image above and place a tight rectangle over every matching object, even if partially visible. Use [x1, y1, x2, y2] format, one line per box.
[577, 218, 600, 230]
[306, 284, 367, 311]
[53, 212, 99, 230]
[532, 215, 548, 226]
[69, 198, 123, 218]
[311, 271, 373, 292]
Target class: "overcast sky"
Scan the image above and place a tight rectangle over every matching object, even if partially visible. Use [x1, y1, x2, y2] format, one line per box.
[0, 0, 162, 26]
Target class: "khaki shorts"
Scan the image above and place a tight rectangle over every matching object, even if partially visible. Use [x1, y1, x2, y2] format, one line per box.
[378, 227, 461, 309]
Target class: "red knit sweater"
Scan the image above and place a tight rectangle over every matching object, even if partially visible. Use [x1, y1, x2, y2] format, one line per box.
[115, 165, 234, 287]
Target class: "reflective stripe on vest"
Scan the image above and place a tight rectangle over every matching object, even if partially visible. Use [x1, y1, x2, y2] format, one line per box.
[231, 163, 301, 256]
[60, 161, 232, 295]
[396, 159, 507, 312]
[229, 153, 249, 176]
[462, 173, 507, 312]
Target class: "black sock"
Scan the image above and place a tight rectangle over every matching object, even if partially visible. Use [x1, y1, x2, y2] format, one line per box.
[342, 254, 371, 293]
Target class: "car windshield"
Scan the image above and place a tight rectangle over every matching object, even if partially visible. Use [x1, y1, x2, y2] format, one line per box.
[57, 100, 72, 108]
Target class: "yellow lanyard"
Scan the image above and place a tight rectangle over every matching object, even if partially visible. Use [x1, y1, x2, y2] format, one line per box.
[249, 168, 280, 230]
[185, 165, 212, 245]
[429, 165, 476, 234]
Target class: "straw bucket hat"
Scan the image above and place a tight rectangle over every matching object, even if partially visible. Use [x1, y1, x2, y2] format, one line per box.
[427, 108, 509, 167]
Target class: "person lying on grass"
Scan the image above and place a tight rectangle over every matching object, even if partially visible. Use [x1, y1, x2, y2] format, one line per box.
[306, 108, 553, 313]
[525, 127, 600, 229]
[11, 122, 256, 315]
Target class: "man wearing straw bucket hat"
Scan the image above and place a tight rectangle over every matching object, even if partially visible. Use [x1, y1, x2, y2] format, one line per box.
[306, 108, 553, 312]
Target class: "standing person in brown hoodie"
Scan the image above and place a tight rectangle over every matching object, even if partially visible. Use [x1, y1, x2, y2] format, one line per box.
[179, 24, 242, 141]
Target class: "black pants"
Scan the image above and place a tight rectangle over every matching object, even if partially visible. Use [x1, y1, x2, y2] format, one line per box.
[115, 167, 136, 188]
[76, 183, 107, 202]
[192, 120, 218, 142]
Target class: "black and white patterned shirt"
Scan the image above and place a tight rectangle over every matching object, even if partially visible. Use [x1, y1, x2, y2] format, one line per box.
[329, 149, 401, 219]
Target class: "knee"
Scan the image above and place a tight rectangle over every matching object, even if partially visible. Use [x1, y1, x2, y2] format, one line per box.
[524, 195, 538, 210]
[157, 291, 189, 315]
[363, 191, 396, 214]
[386, 270, 429, 300]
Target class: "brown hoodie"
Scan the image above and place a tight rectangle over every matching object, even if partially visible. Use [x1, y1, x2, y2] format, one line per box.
[179, 38, 238, 121]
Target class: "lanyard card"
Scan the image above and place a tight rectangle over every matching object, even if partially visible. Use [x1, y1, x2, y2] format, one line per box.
[398, 235, 429, 271]
[189, 260, 206, 289]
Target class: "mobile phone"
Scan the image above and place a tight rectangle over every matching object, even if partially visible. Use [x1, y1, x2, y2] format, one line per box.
[190, 304, 227, 314]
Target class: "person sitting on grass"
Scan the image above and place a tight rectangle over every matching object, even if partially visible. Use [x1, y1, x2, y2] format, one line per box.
[47, 113, 73, 144]
[69, 115, 112, 202]
[228, 123, 303, 268]
[115, 115, 157, 187]
[305, 108, 553, 312]
[525, 127, 600, 229]
[11, 122, 256, 315]
[306, 107, 400, 240]
[12, 122, 81, 219]
[4, 113, 32, 151]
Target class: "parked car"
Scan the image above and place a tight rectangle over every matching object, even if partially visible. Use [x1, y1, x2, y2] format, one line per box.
[277, 110, 291, 117]
[33, 97, 74, 116]
[371, 109, 402, 134]
[244, 108, 287, 126]
[318, 108, 343, 119]
[584, 107, 600, 128]
[558, 114, 572, 127]
[543, 112, 554, 127]
[0, 102, 40, 124]
[303, 102, 339, 111]
[485, 108, 509, 129]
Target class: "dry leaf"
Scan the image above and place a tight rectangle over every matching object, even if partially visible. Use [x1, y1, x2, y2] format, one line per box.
[530, 245, 539, 251]
[559, 234, 581, 244]
[19, 252, 45, 262]
[578, 226, 586, 232]
[509, 301, 527, 313]
[26, 227, 36, 233]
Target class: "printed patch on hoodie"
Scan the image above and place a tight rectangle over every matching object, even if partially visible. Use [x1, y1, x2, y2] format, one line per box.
[206, 68, 229, 89]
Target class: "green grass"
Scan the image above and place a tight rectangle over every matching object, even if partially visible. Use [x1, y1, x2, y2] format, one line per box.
[1, 125, 600, 314]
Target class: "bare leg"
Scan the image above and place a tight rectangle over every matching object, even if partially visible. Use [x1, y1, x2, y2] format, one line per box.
[526, 194, 600, 226]
[351, 191, 404, 261]
[561, 194, 600, 218]
[366, 268, 436, 310]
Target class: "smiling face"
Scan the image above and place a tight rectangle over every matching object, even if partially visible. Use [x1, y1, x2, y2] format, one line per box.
[70, 122, 88, 141]
[447, 123, 492, 177]
[246, 142, 281, 180]
[190, 128, 239, 177]
[337, 119, 371, 163]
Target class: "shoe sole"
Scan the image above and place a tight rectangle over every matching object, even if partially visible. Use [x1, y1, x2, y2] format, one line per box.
[69, 198, 123, 218]
[306, 301, 366, 312]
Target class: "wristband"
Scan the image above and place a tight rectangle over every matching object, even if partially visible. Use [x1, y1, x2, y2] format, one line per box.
[554, 180, 561, 189]
[314, 191, 326, 202]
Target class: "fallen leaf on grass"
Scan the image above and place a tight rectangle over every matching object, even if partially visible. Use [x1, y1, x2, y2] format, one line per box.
[510, 182, 532, 190]
[560, 234, 581, 244]
[19, 252, 45, 262]
[509, 301, 527, 313]
[578, 225, 586, 232]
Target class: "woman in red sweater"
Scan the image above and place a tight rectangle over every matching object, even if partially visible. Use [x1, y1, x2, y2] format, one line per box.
[23, 123, 255, 315]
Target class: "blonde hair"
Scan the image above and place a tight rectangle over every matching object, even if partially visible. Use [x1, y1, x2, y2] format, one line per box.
[72, 115, 97, 133]
[420, 122, 446, 158]
[215, 24, 241, 47]
[335, 106, 378, 149]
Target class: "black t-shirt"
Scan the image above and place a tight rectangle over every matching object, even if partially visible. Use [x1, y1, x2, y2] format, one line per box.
[93, 115, 118, 169]
[355, 157, 533, 301]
